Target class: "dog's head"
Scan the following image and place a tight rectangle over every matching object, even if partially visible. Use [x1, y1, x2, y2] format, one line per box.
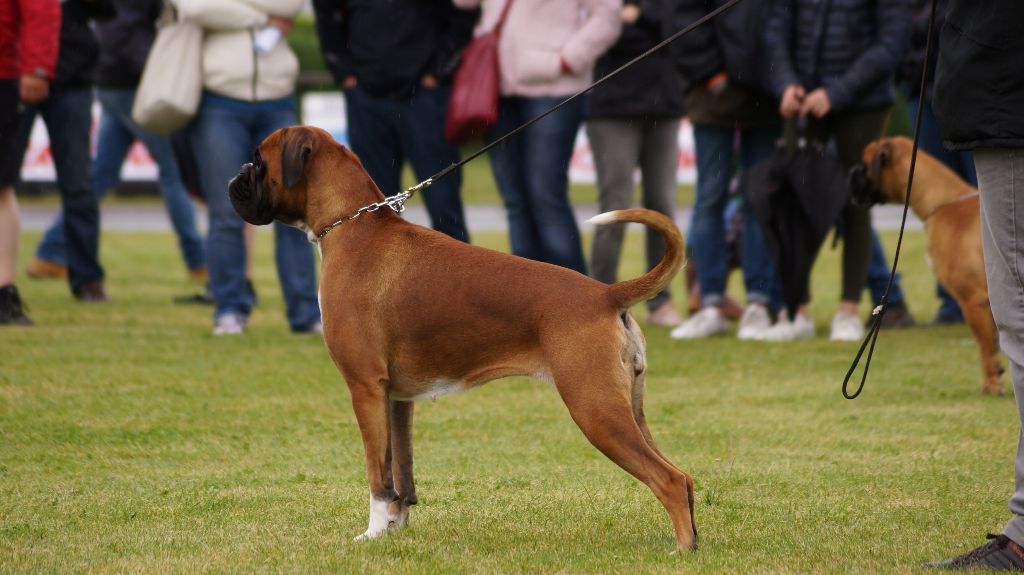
[229, 126, 378, 233]
[849, 137, 914, 207]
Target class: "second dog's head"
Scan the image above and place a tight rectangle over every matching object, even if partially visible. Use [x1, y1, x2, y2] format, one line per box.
[849, 137, 913, 207]
[228, 126, 378, 232]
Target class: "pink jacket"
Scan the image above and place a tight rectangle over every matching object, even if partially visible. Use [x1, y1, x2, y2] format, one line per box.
[454, 0, 622, 98]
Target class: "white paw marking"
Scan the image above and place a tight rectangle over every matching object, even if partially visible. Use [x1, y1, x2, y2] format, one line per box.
[353, 495, 396, 542]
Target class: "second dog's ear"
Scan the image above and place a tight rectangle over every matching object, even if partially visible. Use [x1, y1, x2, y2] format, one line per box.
[868, 140, 892, 185]
[281, 129, 316, 189]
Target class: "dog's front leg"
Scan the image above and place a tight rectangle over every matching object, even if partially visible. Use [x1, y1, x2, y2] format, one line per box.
[349, 380, 403, 541]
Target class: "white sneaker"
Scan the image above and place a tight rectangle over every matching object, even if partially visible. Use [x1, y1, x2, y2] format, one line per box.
[670, 307, 729, 339]
[214, 312, 247, 336]
[829, 310, 864, 341]
[759, 312, 815, 341]
[737, 303, 771, 340]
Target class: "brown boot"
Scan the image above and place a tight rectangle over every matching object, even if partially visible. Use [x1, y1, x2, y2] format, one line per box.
[25, 258, 67, 280]
[73, 281, 108, 303]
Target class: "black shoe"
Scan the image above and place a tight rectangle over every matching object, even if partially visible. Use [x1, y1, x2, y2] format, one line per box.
[871, 301, 916, 330]
[0, 284, 33, 326]
[923, 534, 1024, 571]
[931, 312, 966, 326]
[73, 281, 108, 303]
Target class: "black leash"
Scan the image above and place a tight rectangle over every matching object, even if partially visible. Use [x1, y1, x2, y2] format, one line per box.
[414, 0, 746, 192]
[842, 0, 939, 399]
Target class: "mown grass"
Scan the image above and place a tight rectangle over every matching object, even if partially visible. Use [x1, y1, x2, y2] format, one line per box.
[0, 228, 1016, 574]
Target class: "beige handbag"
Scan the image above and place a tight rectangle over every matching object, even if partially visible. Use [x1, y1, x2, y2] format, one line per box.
[131, 1, 203, 134]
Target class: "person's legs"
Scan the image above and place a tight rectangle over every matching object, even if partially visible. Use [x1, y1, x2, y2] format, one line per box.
[865, 230, 905, 305]
[587, 118, 642, 285]
[688, 124, 734, 307]
[402, 85, 469, 242]
[253, 100, 320, 331]
[971, 150, 1024, 544]
[192, 95, 253, 324]
[517, 96, 587, 273]
[488, 97, 541, 260]
[739, 125, 783, 310]
[344, 85, 403, 199]
[638, 117, 680, 313]
[103, 89, 206, 272]
[39, 89, 104, 295]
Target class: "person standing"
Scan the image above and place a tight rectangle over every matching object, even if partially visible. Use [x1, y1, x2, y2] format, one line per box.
[176, 0, 321, 335]
[585, 0, 686, 327]
[669, 0, 786, 340]
[0, 0, 61, 325]
[764, 0, 911, 341]
[311, 0, 476, 243]
[27, 0, 207, 283]
[454, 0, 621, 274]
[924, 1, 1024, 569]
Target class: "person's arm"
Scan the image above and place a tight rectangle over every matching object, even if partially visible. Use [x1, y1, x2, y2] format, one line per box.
[427, 1, 480, 83]
[560, 0, 622, 75]
[674, 0, 726, 88]
[312, 0, 355, 87]
[763, 0, 800, 99]
[235, 0, 304, 19]
[173, 0, 269, 30]
[16, 0, 60, 103]
[452, 0, 482, 9]
[822, 1, 912, 111]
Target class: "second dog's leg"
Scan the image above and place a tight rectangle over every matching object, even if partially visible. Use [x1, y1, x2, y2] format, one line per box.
[961, 296, 1004, 395]
[389, 400, 416, 528]
[350, 381, 403, 541]
[557, 371, 697, 551]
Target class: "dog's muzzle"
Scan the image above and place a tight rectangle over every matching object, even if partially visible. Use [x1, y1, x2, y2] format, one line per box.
[228, 162, 276, 225]
[848, 162, 885, 207]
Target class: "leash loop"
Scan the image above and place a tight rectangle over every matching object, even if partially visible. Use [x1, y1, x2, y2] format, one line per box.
[842, 0, 938, 399]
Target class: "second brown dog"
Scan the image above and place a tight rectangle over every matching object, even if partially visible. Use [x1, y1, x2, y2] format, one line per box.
[851, 136, 1002, 395]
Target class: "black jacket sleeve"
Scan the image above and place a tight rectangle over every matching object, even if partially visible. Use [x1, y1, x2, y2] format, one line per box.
[675, 0, 725, 86]
[426, 1, 479, 82]
[822, 0, 911, 110]
[764, 0, 800, 98]
[312, 0, 355, 85]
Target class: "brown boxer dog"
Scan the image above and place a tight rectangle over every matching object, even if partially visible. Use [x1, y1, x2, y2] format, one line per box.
[227, 126, 697, 551]
[850, 136, 1002, 395]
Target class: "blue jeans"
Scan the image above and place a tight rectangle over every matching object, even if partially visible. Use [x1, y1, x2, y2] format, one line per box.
[487, 96, 587, 274]
[19, 88, 103, 291]
[343, 84, 469, 242]
[35, 89, 205, 271]
[190, 93, 319, 329]
[690, 124, 782, 309]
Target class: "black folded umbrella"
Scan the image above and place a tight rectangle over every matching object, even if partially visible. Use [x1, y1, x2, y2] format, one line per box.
[745, 137, 850, 319]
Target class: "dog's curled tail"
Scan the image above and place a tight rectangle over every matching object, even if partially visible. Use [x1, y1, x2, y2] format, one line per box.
[588, 208, 686, 311]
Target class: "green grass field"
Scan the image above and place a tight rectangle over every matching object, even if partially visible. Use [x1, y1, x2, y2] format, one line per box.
[0, 228, 1016, 574]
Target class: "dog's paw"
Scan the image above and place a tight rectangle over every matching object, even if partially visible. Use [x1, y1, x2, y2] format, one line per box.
[353, 529, 384, 542]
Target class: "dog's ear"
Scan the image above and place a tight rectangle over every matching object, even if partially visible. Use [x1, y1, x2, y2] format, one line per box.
[281, 128, 316, 189]
[868, 140, 892, 185]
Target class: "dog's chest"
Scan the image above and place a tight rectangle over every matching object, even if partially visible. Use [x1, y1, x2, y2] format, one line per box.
[389, 379, 465, 402]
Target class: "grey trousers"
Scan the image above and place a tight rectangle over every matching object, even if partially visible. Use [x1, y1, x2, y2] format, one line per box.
[975, 149, 1024, 544]
[587, 118, 680, 311]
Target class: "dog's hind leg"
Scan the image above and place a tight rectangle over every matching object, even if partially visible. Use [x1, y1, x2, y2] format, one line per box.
[960, 296, 1004, 395]
[554, 365, 697, 552]
[389, 400, 416, 528]
[349, 379, 405, 541]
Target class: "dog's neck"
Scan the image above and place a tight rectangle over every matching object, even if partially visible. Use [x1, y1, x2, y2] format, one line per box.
[898, 153, 978, 220]
[303, 162, 397, 242]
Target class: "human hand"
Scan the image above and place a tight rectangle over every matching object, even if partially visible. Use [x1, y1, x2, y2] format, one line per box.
[621, 4, 641, 23]
[19, 74, 49, 104]
[341, 76, 358, 90]
[800, 88, 831, 118]
[421, 74, 438, 88]
[779, 84, 805, 118]
[267, 16, 293, 35]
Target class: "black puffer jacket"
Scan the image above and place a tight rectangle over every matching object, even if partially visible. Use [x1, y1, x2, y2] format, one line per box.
[54, 0, 115, 91]
[94, 0, 161, 90]
[933, 0, 1024, 150]
[675, 0, 778, 127]
[899, 0, 945, 102]
[764, 0, 911, 112]
[587, 0, 687, 119]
